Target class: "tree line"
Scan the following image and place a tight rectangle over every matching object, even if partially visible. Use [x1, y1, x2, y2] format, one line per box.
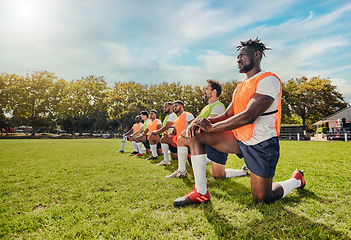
[0, 71, 348, 135]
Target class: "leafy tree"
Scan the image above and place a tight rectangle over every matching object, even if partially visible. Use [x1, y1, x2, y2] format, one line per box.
[0, 74, 7, 111]
[91, 105, 109, 133]
[281, 82, 297, 124]
[219, 80, 241, 108]
[181, 85, 205, 117]
[147, 82, 182, 118]
[284, 76, 347, 125]
[0, 74, 9, 130]
[62, 76, 109, 134]
[117, 101, 148, 132]
[5, 71, 57, 134]
[106, 81, 148, 120]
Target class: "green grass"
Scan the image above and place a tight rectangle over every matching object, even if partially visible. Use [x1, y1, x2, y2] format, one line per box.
[0, 139, 350, 239]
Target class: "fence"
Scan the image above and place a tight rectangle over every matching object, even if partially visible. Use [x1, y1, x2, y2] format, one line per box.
[279, 132, 304, 141]
[326, 130, 350, 141]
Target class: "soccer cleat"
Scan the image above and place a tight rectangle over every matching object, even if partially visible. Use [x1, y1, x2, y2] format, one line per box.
[117, 150, 124, 153]
[292, 169, 306, 189]
[133, 153, 144, 157]
[130, 151, 139, 155]
[174, 185, 210, 207]
[165, 171, 187, 178]
[146, 156, 158, 160]
[155, 161, 171, 166]
[241, 165, 250, 174]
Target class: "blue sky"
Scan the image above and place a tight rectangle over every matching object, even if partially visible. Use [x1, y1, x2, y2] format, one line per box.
[1, 0, 351, 103]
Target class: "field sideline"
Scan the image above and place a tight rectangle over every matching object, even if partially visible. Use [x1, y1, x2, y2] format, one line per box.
[1, 139, 350, 239]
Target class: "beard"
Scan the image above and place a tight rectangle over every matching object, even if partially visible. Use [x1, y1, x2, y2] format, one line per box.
[203, 93, 211, 100]
[239, 58, 255, 73]
[164, 109, 170, 114]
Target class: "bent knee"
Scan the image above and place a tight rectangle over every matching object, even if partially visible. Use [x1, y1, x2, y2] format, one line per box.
[252, 193, 272, 203]
[177, 136, 186, 145]
[213, 173, 225, 179]
[170, 153, 177, 160]
[212, 171, 226, 179]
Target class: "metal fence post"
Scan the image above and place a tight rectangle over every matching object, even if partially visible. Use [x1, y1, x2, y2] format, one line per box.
[297, 133, 300, 141]
[345, 132, 348, 142]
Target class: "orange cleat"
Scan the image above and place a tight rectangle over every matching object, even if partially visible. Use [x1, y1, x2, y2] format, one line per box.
[292, 169, 306, 189]
[174, 185, 210, 207]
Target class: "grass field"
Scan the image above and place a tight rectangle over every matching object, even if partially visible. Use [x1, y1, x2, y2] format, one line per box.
[1, 139, 350, 239]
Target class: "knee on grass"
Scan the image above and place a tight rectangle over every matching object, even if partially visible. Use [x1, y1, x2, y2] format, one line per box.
[212, 172, 226, 179]
[252, 192, 274, 203]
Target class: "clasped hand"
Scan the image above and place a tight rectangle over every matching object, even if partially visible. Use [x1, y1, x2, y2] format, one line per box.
[186, 118, 213, 138]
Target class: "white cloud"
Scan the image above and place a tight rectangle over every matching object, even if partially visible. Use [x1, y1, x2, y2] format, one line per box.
[1, 0, 351, 102]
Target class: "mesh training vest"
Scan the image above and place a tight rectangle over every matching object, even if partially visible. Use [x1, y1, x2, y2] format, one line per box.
[147, 119, 160, 140]
[233, 72, 281, 141]
[162, 112, 176, 136]
[173, 112, 189, 139]
[198, 102, 225, 118]
[132, 122, 142, 133]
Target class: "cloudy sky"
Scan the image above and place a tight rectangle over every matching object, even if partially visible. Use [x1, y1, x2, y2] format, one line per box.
[1, 0, 351, 102]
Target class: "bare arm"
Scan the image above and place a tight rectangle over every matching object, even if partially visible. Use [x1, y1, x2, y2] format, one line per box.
[141, 128, 149, 136]
[191, 93, 274, 136]
[123, 127, 133, 137]
[131, 127, 143, 137]
[186, 103, 230, 136]
[154, 121, 174, 134]
[207, 101, 234, 124]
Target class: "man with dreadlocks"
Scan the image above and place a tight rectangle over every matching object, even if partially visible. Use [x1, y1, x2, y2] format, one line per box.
[173, 38, 305, 206]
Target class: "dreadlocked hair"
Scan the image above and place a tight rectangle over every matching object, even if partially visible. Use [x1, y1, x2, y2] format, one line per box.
[236, 37, 271, 57]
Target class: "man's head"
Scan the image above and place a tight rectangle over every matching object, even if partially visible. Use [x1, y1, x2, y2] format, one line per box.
[163, 102, 173, 115]
[140, 111, 149, 121]
[173, 100, 184, 115]
[203, 79, 222, 101]
[149, 109, 157, 120]
[236, 38, 271, 73]
[135, 115, 142, 123]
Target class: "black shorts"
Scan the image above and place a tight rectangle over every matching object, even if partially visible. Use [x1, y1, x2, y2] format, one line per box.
[206, 145, 228, 165]
[169, 144, 177, 153]
[238, 137, 279, 178]
[145, 140, 161, 149]
[143, 139, 150, 149]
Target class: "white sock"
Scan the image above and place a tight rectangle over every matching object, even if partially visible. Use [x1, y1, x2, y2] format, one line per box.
[131, 141, 138, 152]
[225, 169, 247, 178]
[121, 136, 127, 151]
[177, 146, 188, 172]
[161, 143, 170, 162]
[137, 142, 143, 154]
[277, 178, 301, 198]
[150, 144, 157, 157]
[192, 154, 208, 195]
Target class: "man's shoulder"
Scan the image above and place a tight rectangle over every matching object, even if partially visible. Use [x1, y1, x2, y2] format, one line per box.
[259, 71, 280, 81]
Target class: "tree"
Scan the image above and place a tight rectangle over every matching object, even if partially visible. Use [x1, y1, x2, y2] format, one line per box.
[284, 76, 348, 126]
[219, 80, 241, 108]
[106, 81, 148, 121]
[5, 71, 57, 134]
[117, 101, 148, 132]
[61, 76, 109, 134]
[0, 74, 9, 130]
